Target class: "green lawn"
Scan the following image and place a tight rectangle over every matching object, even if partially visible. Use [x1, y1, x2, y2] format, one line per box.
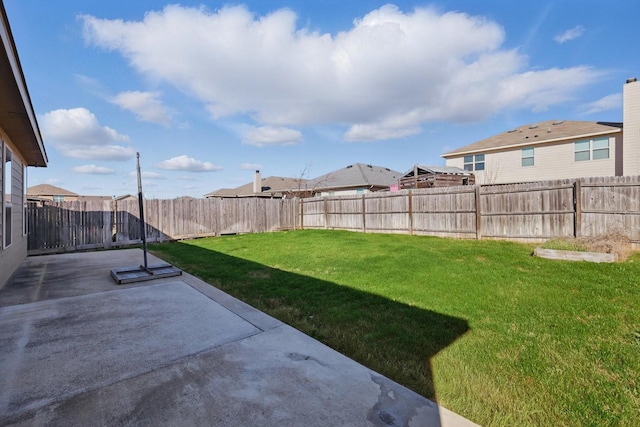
[149, 230, 640, 426]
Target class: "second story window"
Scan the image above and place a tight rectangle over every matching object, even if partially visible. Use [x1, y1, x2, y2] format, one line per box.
[463, 154, 485, 171]
[522, 147, 534, 167]
[575, 137, 609, 162]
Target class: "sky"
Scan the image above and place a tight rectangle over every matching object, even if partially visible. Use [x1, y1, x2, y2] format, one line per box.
[4, 0, 639, 198]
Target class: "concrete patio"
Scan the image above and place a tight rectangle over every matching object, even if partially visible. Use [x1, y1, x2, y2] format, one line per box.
[0, 249, 478, 426]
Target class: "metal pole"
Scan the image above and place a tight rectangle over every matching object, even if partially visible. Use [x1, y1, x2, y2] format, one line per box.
[137, 152, 148, 269]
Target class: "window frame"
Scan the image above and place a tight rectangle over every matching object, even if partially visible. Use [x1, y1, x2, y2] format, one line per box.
[23, 166, 28, 236]
[575, 137, 610, 162]
[521, 147, 535, 167]
[4, 143, 13, 248]
[463, 154, 485, 171]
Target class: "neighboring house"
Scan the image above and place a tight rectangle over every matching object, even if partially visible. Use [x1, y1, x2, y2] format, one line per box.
[204, 170, 309, 198]
[308, 163, 402, 197]
[442, 78, 640, 184]
[115, 194, 137, 202]
[1, 3, 48, 287]
[28, 184, 78, 202]
[28, 184, 112, 203]
[398, 165, 475, 190]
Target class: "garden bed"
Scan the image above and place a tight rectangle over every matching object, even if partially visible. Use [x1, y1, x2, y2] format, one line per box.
[534, 247, 617, 262]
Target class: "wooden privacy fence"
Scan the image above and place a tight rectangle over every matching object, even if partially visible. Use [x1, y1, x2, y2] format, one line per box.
[28, 197, 299, 254]
[299, 176, 640, 243]
[28, 175, 640, 253]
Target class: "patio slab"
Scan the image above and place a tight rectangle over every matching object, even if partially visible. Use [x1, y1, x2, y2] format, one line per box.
[0, 249, 478, 427]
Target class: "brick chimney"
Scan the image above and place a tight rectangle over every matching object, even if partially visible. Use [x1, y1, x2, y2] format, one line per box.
[253, 170, 262, 193]
[623, 78, 639, 175]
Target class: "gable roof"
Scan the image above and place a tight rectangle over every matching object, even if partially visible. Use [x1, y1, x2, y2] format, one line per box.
[27, 184, 78, 197]
[204, 176, 307, 198]
[309, 163, 402, 191]
[442, 120, 623, 158]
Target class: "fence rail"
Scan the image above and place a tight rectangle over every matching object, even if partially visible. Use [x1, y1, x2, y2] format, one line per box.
[28, 198, 298, 254]
[28, 175, 640, 254]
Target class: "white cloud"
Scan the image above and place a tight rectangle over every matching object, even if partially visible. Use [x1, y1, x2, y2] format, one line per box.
[72, 164, 116, 174]
[240, 163, 262, 170]
[554, 25, 585, 44]
[111, 91, 172, 126]
[242, 126, 303, 146]
[156, 155, 222, 172]
[83, 4, 603, 142]
[41, 108, 134, 160]
[581, 93, 622, 115]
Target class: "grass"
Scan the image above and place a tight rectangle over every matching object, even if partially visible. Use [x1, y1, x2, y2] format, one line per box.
[540, 238, 589, 252]
[149, 230, 640, 426]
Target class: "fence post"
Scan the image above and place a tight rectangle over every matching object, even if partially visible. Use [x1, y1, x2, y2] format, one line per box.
[103, 200, 112, 249]
[408, 190, 413, 235]
[574, 180, 582, 238]
[362, 193, 366, 233]
[475, 185, 482, 239]
[299, 198, 304, 230]
[324, 197, 329, 229]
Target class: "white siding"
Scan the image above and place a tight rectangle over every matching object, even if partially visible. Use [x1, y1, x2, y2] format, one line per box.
[0, 134, 27, 288]
[623, 79, 640, 176]
[316, 188, 371, 197]
[446, 136, 619, 184]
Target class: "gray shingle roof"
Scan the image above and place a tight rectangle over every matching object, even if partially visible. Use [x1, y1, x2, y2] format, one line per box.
[309, 163, 402, 191]
[27, 184, 78, 197]
[442, 120, 623, 158]
[204, 176, 308, 198]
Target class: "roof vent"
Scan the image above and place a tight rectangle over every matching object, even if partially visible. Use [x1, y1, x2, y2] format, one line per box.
[552, 120, 564, 125]
[627, 77, 637, 83]
[367, 164, 373, 168]
[346, 165, 353, 168]
[529, 125, 538, 129]
[507, 129, 517, 133]
[385, 168, 390, 171]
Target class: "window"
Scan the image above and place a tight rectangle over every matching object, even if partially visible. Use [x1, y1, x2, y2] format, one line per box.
[23, 166, 28, 236]
[4, 145, 12, 247]
[575, 141, 590, 161]
[522, 147, 534, 167]
[53, 195, 64, 202]
[463, 154, 485, 171]
[575, 137, 609, 162]
[593, 138, 610, 160]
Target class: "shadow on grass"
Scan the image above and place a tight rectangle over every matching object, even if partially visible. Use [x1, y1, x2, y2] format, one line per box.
[151, 241, 470, 402]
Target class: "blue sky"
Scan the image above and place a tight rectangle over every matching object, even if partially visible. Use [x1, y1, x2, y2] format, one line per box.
[4, 0, 639, 198]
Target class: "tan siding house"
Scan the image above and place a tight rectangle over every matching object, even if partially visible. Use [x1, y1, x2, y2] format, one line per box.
[443, 79, 639, 184]
[27, 183, 79, 202]
[1, 3, 48, 287]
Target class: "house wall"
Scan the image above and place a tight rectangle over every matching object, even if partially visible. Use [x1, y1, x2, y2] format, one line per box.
[316, 188, 372, 197]
[1, 132, 27, 288]
[446, 134, 621, 184]
[623, 79, 640, 176]
[31, 194, 79, 202]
